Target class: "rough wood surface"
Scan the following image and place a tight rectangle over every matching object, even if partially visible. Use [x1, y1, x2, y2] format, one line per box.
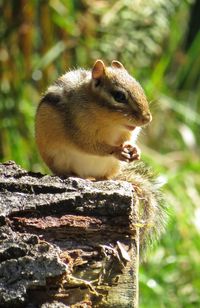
[0, 161, 139, 308]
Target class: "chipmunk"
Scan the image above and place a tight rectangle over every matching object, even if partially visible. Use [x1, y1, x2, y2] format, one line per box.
[35, 60, 167, 251]
[35, 60, 151, 179]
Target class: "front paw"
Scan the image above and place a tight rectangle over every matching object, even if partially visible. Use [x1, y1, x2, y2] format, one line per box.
[113, 144, 141, 162]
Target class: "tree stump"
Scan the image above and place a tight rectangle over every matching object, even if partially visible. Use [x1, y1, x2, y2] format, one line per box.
[0, 161, 139, 308]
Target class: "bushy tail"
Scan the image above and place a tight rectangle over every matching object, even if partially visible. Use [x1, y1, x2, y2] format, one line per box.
[115, 162, 168, 255]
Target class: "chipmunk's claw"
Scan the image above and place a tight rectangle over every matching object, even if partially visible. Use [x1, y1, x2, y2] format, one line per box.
[113, 144, 141, 162]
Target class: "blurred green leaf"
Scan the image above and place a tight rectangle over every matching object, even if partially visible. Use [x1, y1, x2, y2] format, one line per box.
[33, 41, 66, 70]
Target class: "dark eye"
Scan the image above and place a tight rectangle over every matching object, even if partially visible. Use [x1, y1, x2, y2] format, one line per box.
[94, 79, 101, 87]
[112, 91, 126, 103]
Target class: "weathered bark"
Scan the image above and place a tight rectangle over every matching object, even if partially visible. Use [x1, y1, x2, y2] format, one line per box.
[0, 161, 139, 308]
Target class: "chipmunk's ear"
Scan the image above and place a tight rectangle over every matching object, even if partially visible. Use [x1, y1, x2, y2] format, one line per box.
[111, 60, 124, 69]
[92, 60, 105, 79]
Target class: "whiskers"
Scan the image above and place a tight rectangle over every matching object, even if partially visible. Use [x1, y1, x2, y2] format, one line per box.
[149, 99, 160, 112]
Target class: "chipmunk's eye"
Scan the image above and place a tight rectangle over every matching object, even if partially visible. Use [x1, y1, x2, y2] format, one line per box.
[94, 79, 101, 87]
[112, 91, 126, 103]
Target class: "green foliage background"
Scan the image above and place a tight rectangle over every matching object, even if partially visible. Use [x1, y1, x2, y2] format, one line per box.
[0, 0, 200, 307]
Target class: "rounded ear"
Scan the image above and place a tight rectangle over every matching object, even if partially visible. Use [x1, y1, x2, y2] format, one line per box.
[111, 60, 124, 69]
[92, 60, 105, 79]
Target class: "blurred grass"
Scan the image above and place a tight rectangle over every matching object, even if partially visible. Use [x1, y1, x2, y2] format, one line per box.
[0, 0, 200, 307]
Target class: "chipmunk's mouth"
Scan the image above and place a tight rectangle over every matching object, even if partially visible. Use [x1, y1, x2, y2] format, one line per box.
[125, 124, 136, 131]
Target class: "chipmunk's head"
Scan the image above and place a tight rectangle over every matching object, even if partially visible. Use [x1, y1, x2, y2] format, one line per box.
[91, 59, 152, 128]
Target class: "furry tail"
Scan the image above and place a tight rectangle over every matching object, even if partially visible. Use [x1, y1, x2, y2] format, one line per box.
[115, 162, 168, 255]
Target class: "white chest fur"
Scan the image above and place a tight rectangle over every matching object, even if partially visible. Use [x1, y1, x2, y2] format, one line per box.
[49, 127, 141, 179]
[51, 145, 120, 179]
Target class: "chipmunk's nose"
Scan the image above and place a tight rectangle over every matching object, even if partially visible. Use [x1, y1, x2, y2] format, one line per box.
[142, 112, 152, 124]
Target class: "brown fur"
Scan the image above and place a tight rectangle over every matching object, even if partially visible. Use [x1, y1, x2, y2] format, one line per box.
[35, 60, 151, 178]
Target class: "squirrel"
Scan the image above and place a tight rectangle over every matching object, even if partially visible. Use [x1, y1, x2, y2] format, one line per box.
[35, 60, 167, 252]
